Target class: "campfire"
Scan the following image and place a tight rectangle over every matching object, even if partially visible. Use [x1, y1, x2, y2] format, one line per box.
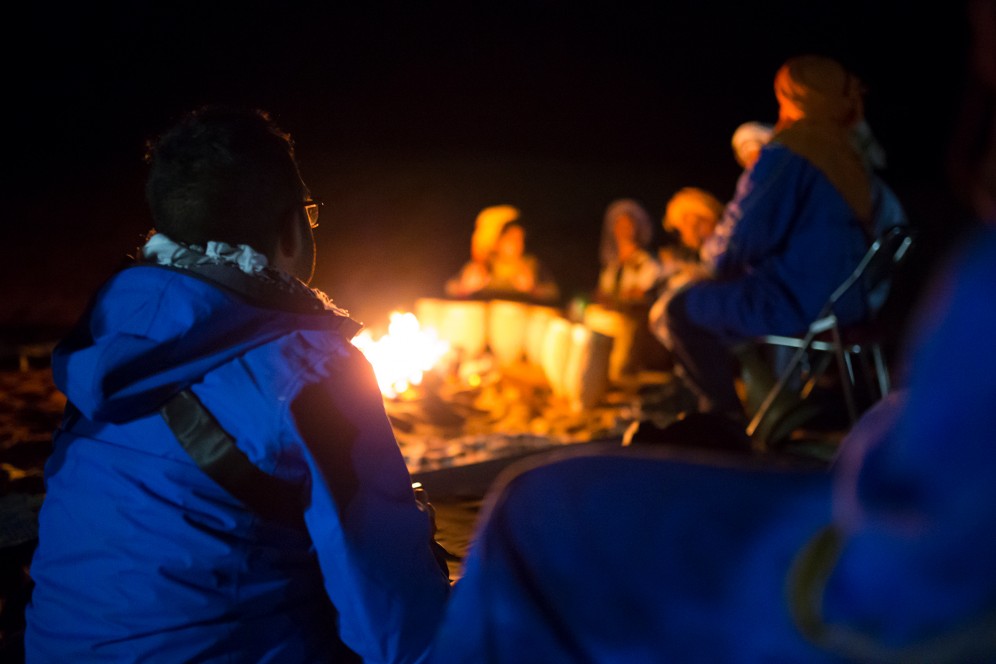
[351, 311, 451, 398]
[352, 298, 690, 473]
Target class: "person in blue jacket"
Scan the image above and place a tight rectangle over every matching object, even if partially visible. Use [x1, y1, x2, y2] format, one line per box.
[425, 96, 996, 664]
[656, 55, 875, 420]
[425, 221, 996, 662]
[25, 106, 451, 663]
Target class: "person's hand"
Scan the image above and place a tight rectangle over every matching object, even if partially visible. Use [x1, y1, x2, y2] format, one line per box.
[414, 482, 456, 578]
[620, 286, 647, 301]
[512, 269, 536, 293]
[669, 263, 710, 290]
[459, 262, 490, 293]
[412, 482, 437, 537]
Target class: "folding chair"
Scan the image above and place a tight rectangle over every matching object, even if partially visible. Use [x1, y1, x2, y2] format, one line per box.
[746, 225, 914, 443]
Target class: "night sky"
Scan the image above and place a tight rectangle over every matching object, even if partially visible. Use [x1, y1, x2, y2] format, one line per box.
[6, 1, 974, 335]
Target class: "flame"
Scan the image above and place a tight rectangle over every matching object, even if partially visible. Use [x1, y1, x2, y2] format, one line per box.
[352, 311, 451, 398]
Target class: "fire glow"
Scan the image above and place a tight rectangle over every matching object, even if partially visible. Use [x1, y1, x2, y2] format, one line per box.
[352, 311, 451, 398]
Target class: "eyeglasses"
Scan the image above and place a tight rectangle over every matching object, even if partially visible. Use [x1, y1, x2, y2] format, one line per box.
[303, 198, 323, 229]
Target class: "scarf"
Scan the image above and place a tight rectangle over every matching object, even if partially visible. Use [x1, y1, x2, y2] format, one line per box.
[141, 232, 349, 316]
[772, 55, 873, 225]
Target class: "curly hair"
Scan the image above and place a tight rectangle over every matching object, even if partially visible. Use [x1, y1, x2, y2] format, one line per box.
[144, 105, 307, 256]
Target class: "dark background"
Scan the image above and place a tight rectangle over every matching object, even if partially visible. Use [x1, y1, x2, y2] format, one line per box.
[4, 1, 976, 338]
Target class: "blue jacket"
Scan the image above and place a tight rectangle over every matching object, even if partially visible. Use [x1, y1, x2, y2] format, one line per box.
[25, 264, 450, 663]
[428, 445, 838, 664]
[685, 143, 871, 340]
[428, 226, 996, 664]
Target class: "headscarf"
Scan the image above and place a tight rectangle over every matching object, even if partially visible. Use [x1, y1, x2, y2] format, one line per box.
[662, 187, 725, 250]
[471, 205, 521, 262]
[772, 54, 874, 224]
[731, 122, 774, 169]
[600, 198, 654, 266]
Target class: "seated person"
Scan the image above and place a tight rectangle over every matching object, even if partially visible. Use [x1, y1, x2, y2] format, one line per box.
[588, 198, 667, 375]
[446, 204, 560, 303]
[595, 198, 663, 306]
[654, 55, 877, 421]
[715, 118, 907, 269]
[23, 106, 451, 662]
[649, 187, 725, 348]
[717, 116, 910, 410]
[426, 222, 996, 664]
[657, 186, 725, 291]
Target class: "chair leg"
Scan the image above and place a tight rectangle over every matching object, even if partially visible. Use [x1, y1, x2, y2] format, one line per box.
[799, 351, 833, 401]
[747, 333, 815, 439]
[831, 325, 858, 424]
[871, 343, 890, 397]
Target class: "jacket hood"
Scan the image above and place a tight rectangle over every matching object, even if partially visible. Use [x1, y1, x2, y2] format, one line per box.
[53, 264, 359, 423]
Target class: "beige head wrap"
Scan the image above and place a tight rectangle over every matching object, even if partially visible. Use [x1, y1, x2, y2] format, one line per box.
[471, 205, 521, 262]
[774, 55, 864, 127]
[771, 55, 873, 224]
[731, 122, 774, 168]
[663, 187, 725, 250]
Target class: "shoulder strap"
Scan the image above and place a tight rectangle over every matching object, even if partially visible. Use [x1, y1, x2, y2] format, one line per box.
[160, 389, 305, 529]
[787, 525, 996, 663]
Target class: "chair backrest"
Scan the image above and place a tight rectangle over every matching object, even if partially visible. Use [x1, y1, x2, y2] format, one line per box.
[862, 225, 914, 314]
[824, 225, 913, 319]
